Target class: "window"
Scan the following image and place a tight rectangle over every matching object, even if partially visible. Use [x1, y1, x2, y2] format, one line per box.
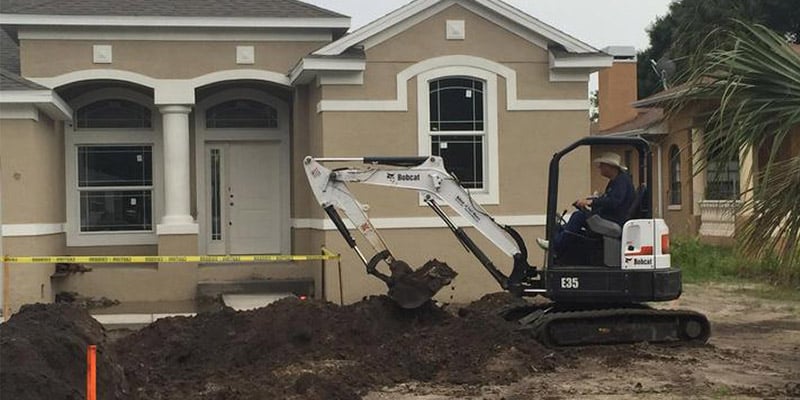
[428, 77, 486, 189]
[205, 99, 278, 128]
[76, 99, 151, 129]
[67, 92, 159, 246]
[669, 145, 681, 205]
[706, 147, 740, 200]
[78, 146, 153, 231]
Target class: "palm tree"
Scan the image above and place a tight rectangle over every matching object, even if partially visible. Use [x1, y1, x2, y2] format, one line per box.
[672, 21, 800, 276]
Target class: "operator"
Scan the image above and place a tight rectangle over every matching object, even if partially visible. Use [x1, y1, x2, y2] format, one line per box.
[537, 152, 635, 253]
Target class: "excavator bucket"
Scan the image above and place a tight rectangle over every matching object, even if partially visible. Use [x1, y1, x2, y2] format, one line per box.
[387, 259, 457, 309]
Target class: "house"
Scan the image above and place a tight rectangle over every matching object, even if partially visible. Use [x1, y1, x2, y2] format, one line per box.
[0, 0, 611, 315]
[593, 45, 800, 243]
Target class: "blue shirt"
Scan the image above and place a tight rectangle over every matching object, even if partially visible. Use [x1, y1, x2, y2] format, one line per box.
[592, 172, 635, 226]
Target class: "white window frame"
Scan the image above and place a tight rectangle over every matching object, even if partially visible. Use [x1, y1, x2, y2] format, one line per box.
[65, 88, 163, 246]
[417, 66, 499, 205]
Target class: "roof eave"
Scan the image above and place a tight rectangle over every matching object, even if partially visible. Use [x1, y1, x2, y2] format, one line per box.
[0, 90, 73, 120]
[314, 0, 599, 56]
[0, 14, 351, 30]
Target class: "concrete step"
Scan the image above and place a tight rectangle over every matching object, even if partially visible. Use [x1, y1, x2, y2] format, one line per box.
[196, 278, 314, 298]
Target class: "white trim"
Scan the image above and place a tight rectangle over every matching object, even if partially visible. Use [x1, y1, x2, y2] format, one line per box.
[0, 14, 350, 29]
[17, 27, 333, 42]
[361, 0, 458, 51]
[64, 88, 164, 247]
[316, 55, 589, 113]
[0, 103, 39, 120]
[156, 223, 199, 235]
[417, 66, 499, 204]
[289, 57, 366, 84]
[549, 53, 613, 69]
[0, 90, 73, 120]
[30, 70, 159, 90]
[29, 69, 292, 106]
[667, 205, 682, 211]
[1, 223, 65, 237]
[292, 215, 546, 230]
[313, 0, 597, 56]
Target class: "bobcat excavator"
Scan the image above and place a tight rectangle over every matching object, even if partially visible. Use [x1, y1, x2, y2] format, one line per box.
[303, 136, 710, 346]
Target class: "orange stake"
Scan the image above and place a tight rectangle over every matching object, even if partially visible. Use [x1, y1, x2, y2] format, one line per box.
[86, 345, 96, 400]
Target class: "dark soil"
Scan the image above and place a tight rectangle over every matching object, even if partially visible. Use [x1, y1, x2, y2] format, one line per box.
[0, 293, 560, 400]
[116, 294, 559, 399]
[0, 304, 129, 400]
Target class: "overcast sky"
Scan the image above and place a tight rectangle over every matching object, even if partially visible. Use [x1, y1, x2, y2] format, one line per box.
[303, 0, 674, 51]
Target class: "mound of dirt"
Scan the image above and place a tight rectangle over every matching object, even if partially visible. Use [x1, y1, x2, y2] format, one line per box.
[116, 294, 558, 399]
[0, 304, 129, 400]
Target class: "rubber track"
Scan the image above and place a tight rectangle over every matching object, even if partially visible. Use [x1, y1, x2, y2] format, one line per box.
[523, 307, 711, 347]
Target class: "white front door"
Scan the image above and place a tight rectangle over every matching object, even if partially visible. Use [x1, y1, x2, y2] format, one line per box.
[205, 141, 283, 255]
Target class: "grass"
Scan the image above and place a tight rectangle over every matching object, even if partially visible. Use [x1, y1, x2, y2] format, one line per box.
[672, 237, 800, 300]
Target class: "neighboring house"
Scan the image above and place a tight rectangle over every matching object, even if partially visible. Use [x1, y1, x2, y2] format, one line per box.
[593, 46, 800, 242]
[0, 0, 611, 314]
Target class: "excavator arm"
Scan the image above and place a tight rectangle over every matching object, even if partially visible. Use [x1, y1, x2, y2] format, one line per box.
[303, 155, 541, 308]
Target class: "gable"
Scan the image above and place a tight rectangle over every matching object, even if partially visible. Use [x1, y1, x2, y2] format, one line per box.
[365, 4, 549, 63]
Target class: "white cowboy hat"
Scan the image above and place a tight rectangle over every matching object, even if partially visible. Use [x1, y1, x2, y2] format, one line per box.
[593, 152, 628, 171]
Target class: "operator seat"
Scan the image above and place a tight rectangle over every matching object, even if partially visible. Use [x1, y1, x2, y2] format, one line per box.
[585, 185, 647, 267]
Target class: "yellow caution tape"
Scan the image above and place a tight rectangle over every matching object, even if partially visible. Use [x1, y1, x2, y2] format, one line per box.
[2, 254, 339, 264]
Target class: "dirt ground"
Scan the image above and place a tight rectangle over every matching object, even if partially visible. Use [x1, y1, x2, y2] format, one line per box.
[365, 283, 800, 400]
[1, 282, 798, 400]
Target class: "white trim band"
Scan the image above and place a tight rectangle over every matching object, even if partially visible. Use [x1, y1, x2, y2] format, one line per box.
[316, 55, 590, 113]
[2, 223, 65, 237]
[292, 215, 546, 230]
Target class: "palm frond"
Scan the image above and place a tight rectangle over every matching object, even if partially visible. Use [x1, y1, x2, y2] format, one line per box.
[669, 21, 800, 268]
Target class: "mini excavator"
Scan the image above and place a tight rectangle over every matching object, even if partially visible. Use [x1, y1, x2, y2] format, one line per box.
[303, 136, 710, 346]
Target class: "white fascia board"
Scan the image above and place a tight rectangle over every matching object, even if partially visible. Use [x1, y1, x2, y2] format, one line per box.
[314, 0, 440, 56]
[314, 0, 598, 56]
[474, 0, 598, 53]
[0, 14, 350, 29]
[549, 52, 613, 70]
[0, 90, 73, 120]
[18, 27, 333, 42]
[290, 57, 365, 84]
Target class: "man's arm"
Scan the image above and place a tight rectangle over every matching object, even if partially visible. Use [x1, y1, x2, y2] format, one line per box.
[589, 175, 629, 210]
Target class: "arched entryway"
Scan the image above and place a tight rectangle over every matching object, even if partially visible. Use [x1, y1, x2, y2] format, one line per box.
[195, 85, 291, 255]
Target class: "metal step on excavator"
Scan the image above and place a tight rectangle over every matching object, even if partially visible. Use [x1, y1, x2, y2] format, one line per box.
[303, 136, 710, 346]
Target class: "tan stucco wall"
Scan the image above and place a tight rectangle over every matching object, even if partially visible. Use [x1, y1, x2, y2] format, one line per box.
[0, 116, 65, 224]
[321, 225, 546, 304]
[659, 110, 698, 238]
[20, 40, 326, 79]
[2, 234, 64, 313]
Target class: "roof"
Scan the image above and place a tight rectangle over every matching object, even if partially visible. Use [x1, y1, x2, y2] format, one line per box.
[0, 68, 47, 91]
[314, 0, 603, 56]
[0, 0, 346, 18]
[597, 108, 665, 136]
[0, 27, 19, 73]
[0, 28, 45, 91]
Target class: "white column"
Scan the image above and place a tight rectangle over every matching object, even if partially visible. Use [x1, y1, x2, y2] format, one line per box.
[158, 105, 198, 234]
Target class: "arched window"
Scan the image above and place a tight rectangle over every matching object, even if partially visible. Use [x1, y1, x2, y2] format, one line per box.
[205, 99, 278, 129]
[71, 96, 156, 239]
[76, 99, 152, 129]
[428, 77, 485, 189]
[669, 145, 682, 205]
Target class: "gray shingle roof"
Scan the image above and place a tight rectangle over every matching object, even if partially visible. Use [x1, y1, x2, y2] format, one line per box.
[0, 0, 346, 18]
[0, 28, 19, 74]
[0, 68, 47, 91]
[0, 28, 47, 91]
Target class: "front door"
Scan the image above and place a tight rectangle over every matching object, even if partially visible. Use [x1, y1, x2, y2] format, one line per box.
[205, 141, 282, 255]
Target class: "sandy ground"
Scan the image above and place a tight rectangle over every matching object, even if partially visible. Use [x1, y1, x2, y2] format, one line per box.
[365, 283, 800, 400]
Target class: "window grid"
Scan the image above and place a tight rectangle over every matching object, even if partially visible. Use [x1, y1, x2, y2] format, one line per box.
[429, 77, 486, 190]
[77, 145, 154, 233]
